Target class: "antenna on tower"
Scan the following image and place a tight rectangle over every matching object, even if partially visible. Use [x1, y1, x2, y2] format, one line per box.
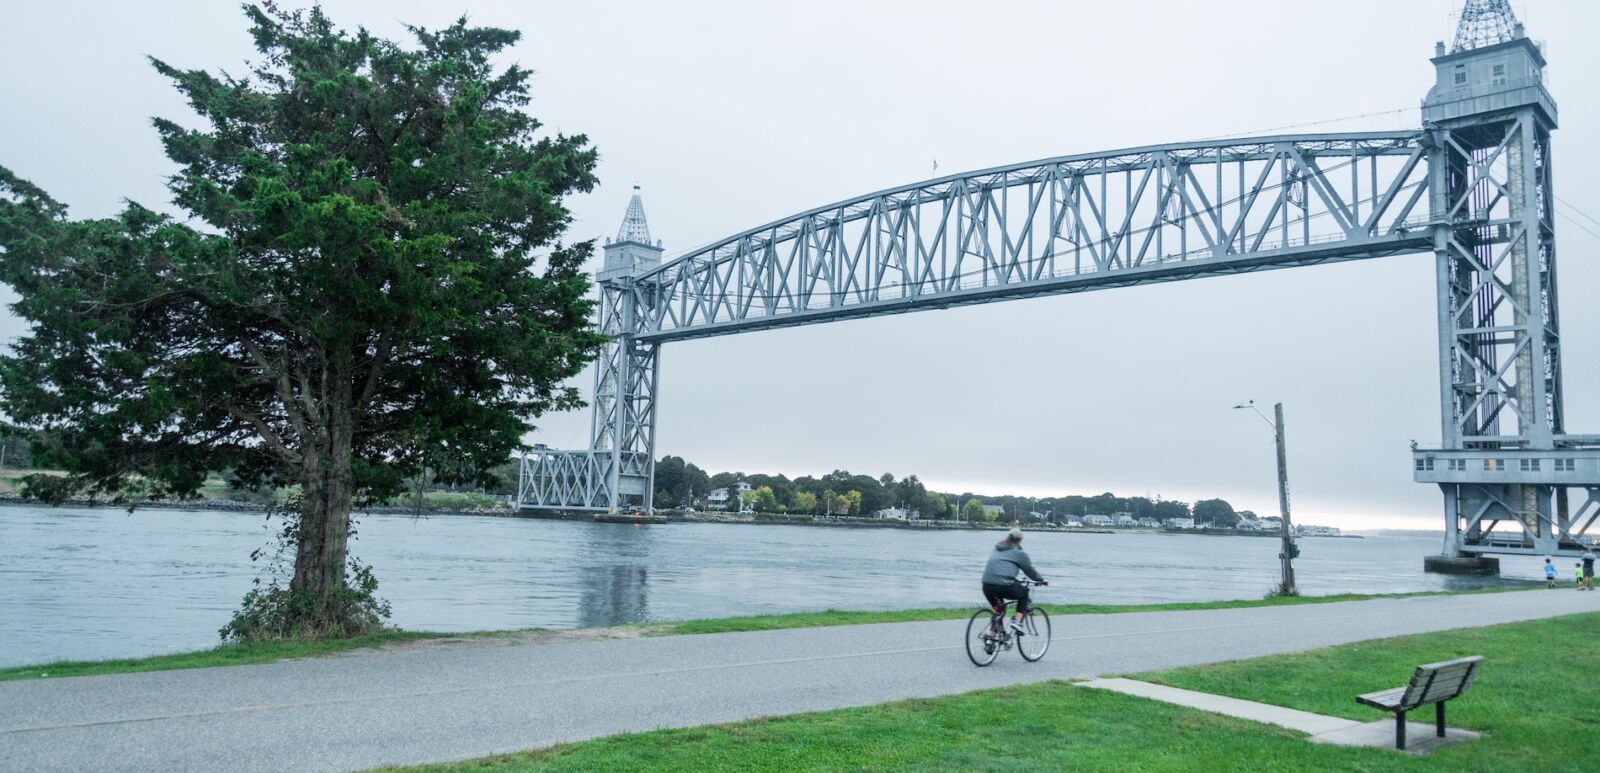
[1451, 0, 1521, 53]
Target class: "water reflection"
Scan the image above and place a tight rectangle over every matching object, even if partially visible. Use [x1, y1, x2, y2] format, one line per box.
[578, 565, 650, 628]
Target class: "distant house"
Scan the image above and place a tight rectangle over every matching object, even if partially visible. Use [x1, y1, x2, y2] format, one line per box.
[1083, 514, 1114, 527]
[1065, 518, 1084, 528]
[1298, 524, 1342, 536]
[1113, 514, 1136, 528]
[1236, 518, 1269, 532]
[705, 481, 753, 510]
[1137, 517, 1161, 528]
[876, 506, 912, 521]
[1163, 517, 1196, 529]
[1026, 511, 1050, 524]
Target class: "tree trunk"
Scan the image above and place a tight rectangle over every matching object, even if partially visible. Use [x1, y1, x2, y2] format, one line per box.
[289, 400, 356, 633]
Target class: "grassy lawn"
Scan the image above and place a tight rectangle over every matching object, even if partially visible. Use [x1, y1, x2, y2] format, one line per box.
[0, 588, 1530, 682]
[655, 587, 1522, 635]
[388, 611, 1600, 772]
[0, 630, 482, 682]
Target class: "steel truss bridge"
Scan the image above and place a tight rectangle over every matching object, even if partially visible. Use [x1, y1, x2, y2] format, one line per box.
[521, 1, 1599, 562]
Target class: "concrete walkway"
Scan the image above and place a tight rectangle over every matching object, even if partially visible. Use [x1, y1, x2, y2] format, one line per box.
[0, 591, 1592, 772]
[1080, 678, 1480, 754]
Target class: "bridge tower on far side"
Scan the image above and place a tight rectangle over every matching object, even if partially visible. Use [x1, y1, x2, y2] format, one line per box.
[590, 186, 663, 512]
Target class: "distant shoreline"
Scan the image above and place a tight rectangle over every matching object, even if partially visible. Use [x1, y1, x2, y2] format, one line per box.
[0, 494, 1373, 538]
[509, 509, 1366, 538]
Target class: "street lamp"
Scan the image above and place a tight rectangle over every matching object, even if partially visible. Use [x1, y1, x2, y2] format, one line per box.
[1233, 400, 1298, 596]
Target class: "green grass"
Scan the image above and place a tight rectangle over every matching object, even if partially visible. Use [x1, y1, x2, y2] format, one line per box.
[387, 611, 1600, 772]
[0, 588, 1530, 682]
[1140, 610, 1600, 769]
[656, 587, 1523, 635]
[0, 629, 485, 682]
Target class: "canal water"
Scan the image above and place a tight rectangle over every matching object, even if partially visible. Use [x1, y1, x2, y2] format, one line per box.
[0, 505, 1547, 668]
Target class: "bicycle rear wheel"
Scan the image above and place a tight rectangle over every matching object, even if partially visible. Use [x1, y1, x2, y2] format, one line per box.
[965, 609, 1000, 666]
[1018, 607, 1051, 661]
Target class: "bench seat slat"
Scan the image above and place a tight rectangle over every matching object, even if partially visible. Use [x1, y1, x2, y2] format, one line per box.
[1356, 686, 1408, 710]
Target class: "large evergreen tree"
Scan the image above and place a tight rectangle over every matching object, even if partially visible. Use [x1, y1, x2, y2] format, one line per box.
[0, 6, 603, 638]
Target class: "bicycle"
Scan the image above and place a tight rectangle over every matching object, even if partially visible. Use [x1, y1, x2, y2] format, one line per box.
[965, 579, 1051, 666]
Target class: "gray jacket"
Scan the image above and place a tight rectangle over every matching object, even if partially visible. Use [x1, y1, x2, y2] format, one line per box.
[982, 541, 1043, 585]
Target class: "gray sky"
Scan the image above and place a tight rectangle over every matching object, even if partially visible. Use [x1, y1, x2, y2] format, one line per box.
[2, 1, 1597, 530]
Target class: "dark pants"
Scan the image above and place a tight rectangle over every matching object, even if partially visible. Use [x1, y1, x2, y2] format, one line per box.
[982, 582, 1031, 615]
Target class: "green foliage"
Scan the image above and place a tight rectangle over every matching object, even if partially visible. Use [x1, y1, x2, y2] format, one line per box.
[792, 490, 817, 514]
[960, 497, 986, 523]
[750, 484, 779, 513]
[0, 5, 602, 636]
[652, 455, 709, 508]
[1193, 498, 1239, 527]
[670, 458, 1221, 525]
[843, 490, 862, 516]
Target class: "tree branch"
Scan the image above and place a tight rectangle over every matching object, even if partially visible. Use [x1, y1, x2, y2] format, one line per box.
[225, 405, 302, 464]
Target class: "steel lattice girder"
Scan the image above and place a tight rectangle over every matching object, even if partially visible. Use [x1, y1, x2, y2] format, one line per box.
[518, 448, 652, 511]
[1430, 114, 1562, 447]
[629, 132, 1432, 343]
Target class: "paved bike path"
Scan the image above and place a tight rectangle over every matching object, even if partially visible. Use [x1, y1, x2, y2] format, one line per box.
[1, 591, 1592, 772]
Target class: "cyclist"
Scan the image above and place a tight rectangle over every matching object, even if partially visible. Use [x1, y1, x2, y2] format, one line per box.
[982, 527, 1046, 635]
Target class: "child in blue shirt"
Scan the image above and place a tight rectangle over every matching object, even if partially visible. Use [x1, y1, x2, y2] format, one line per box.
[1545, 558, 1557, 588]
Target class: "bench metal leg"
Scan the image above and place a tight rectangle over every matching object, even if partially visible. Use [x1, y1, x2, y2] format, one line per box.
[1396, 710, 1407, 750]
[1436, 702, 1446, 737]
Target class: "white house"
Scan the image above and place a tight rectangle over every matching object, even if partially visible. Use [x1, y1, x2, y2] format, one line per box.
[1137, 517, 1161, 528]
[1163, 517, 1196, 529]
[1065, 518, 1084, 528]
[876, 506, 912, 521]
[705, 481, 753, 510]
[1083, 514, 1114, 527]
[1113, 514, 1136, 527]
[1236, 518, 1269, 532]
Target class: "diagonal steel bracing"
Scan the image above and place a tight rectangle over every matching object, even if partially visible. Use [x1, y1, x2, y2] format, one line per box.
[633, 133, 1431, 344]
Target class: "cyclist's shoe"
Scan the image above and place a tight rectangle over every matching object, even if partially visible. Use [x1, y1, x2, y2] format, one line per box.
[1007, 618, 1026, 635]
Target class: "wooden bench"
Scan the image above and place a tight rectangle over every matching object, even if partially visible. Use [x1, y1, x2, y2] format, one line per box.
[1355, 655, 1482, 749]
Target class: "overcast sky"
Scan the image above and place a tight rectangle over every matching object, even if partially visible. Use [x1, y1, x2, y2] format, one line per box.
[2, 1, 1596, 530]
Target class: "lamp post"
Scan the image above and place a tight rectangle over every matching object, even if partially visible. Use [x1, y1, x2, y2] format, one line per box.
[1233, 400, 1297, 596]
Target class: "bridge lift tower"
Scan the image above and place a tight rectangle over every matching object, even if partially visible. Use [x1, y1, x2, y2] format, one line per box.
[1411, 1, 1600, 569]
[520, 0, 1600, 569]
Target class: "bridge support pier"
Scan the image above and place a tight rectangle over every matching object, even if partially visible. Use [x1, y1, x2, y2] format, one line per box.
[1424, 555, 1500, 576]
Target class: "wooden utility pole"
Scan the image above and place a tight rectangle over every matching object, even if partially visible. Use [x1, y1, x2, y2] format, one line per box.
[1274, 402, 1297, 596]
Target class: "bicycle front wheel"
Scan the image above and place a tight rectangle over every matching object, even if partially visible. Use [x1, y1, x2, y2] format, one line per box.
[1018, 607, 1051, 661]
[965, 609, 1000, 666]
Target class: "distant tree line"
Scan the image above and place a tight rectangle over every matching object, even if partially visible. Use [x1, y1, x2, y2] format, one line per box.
[650, 455, 1259, 526]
